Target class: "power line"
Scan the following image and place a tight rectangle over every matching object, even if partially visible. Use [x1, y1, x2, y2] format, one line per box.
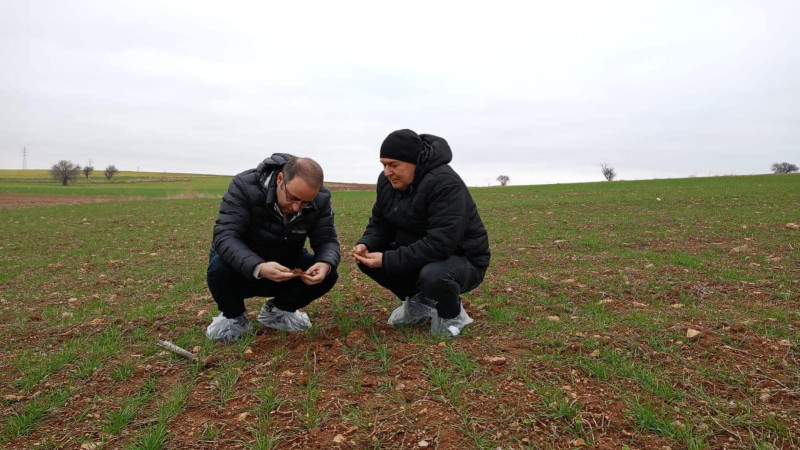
[21, 147, 27, 170]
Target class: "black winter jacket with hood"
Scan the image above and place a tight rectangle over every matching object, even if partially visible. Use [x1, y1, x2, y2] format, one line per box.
[212, 153, 340, 279]
[356, 134, 490, 275]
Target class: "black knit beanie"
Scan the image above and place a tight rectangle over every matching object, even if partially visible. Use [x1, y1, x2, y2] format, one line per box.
[380, 129, 423, 164]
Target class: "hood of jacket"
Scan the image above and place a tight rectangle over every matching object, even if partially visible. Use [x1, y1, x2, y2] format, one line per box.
[255, 153, 294, 205]
[411, 134, 452, 186]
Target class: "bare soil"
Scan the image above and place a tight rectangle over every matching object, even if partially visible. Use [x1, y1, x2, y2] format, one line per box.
[0, 194, 144, 210]
[0, 185, 373, 211]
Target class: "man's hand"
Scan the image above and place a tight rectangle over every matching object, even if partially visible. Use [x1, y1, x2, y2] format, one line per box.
[353, 251, 383, 269]
[259, 261, 296, 282]
[300, 262, 331, 285]
[351, 244, 368, 258]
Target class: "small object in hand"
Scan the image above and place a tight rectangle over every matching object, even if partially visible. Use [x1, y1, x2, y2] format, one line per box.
[291, 268, 304, 277]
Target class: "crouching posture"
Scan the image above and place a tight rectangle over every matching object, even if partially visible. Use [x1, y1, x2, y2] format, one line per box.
[353, 129, 490, 337]
[206, 155, 340, 343]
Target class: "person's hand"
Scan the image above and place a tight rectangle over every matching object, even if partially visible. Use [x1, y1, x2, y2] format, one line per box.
[259, 261, 295, 282]
[353, 251, 383, 269]
[300, 262, 331, 285]
[351, 244, 368, 258]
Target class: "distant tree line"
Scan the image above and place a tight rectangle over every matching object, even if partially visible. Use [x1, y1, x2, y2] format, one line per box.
[50, 160, 119, 185]
[51, 159, 796, 188]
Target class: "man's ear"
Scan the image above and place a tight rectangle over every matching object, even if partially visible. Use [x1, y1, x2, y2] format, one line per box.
[276, 171, 284, 184]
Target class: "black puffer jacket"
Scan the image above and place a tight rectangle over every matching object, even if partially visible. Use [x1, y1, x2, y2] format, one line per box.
[212, 153, 340, 279]
[357, 135, 490, 274]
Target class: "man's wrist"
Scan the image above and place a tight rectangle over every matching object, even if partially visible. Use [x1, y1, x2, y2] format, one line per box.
[253, 263, 265, 279]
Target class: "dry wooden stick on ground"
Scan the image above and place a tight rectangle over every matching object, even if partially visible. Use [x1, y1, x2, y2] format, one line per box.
[157, 340, 199, 362]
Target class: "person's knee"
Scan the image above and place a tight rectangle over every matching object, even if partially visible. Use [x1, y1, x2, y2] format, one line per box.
[323, 267, 339, 288]
[418, 263, 449, 293]
[207, 254, 236, 281]
[357, 263, 382, 282]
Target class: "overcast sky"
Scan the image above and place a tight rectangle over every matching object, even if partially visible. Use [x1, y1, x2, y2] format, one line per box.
[1, 1, 798, 185]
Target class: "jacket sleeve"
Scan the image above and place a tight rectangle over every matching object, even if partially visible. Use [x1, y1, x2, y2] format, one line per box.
[382, 179, 468, 274]
[308, 198, 341, 269]
[212, 177, 265, 279]
[356, 178, 395, 251]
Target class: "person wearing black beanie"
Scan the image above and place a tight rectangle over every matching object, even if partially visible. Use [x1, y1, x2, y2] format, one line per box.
[353, 129, 491, 337]
[379, 129, 424, 164]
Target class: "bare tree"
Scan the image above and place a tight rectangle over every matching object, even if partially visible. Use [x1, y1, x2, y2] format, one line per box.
[496, 175, 510, 186]
[50, 160, 81, 186]
[104, 165, 119, 181]
[82, 166, 94, 180]
[771, 162, 799, 174]
[601, 164, 616, 181]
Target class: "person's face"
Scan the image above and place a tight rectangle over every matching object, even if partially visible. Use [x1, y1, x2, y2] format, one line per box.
[380, 158, 416, 191]
[276, 172, 318, 213]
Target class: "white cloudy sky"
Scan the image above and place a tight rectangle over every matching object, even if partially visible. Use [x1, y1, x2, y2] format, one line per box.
[1, 1, 798, 185]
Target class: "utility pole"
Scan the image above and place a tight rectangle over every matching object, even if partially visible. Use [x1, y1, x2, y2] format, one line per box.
[22, 147, 27, 169]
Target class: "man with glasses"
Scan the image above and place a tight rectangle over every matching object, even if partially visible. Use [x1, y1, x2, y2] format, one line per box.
[205, 154, 340, 342]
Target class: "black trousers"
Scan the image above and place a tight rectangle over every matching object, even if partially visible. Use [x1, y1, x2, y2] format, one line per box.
[358, 255, 486, 319]
[207, 249, 338, 318]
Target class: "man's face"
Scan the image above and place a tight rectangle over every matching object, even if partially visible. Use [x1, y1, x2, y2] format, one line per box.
[276, 172, 318, 214]
[380, 158, 416, 191]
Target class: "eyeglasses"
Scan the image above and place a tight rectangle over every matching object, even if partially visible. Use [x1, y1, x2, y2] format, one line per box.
[281, 182, 312, 207]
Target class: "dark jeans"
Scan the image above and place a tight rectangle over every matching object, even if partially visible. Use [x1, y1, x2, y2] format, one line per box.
[207, 249, 338, 318]
[358, 255, 486, 319]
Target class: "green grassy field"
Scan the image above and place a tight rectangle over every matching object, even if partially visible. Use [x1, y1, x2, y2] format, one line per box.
[0, 174, 798, 448]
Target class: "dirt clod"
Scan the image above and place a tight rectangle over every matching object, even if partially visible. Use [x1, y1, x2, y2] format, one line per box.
[729, 323, 747, 333]
[345, 330, 366, 347]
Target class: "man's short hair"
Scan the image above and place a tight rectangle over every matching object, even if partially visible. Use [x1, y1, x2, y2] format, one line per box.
[283, 157, 324, 189]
